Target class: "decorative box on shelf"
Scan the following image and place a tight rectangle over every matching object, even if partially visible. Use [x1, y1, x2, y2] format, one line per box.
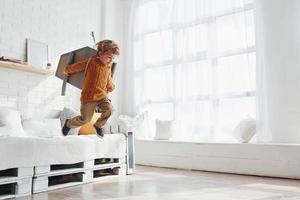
[0, 61, 54, 75]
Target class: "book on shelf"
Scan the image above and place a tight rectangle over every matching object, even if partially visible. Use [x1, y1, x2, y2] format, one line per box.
[0, 56, 22, 64]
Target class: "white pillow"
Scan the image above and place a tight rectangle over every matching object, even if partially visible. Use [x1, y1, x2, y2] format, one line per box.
[59, 107, 80, 135]
[22, 118, 62, 138]
[0, 107, 27, 137]
[154, 120, 174, 140]
[232, 117, 256, 143]
[0, 126, 12, 137]
[43, 109, 61, 118]
[132, 111, 151, 139]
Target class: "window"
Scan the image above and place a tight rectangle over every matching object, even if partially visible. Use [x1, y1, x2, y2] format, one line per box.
[132, 0, 255, 142]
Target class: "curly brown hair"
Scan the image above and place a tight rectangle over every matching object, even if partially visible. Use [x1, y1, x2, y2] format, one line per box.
[96, 40, 120, 56]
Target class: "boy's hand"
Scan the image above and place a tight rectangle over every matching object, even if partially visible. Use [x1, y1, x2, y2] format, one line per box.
[63, 68, 69, 76]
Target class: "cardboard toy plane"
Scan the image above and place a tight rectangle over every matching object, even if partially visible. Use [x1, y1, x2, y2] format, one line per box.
[55, 46, 116, 96]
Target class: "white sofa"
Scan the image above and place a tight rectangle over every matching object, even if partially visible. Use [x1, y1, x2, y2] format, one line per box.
[0, 107, 134, 199]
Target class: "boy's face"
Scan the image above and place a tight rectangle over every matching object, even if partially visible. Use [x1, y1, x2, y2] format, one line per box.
[99, 53, 116, 66]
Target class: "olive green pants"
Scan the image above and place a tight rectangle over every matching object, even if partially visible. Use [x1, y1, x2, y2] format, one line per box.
[67, 98, 112, 129]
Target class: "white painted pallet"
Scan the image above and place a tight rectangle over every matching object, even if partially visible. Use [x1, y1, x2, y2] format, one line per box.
[92, 157, 126, 178]
[34, 160, 94, 176]
[33, 170, 93, 193]
[0, 167, 33, 184]
[33, 157, 127, 194]
[33, 164, 127, 194]
[93, 164, 127, 181]
[0, 177, 32, 200]
[94, 157, 125, 168]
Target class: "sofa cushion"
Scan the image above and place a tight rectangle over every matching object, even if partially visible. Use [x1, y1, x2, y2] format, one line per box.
[22, 118, 62, 138]
[0, 107, 27, 137]
[59, 107, 80, 135]
[232, 117, 256, 143]
[154, 120, 174, 140]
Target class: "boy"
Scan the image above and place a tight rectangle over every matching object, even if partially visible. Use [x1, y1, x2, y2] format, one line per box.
[62, 40, 119, 138]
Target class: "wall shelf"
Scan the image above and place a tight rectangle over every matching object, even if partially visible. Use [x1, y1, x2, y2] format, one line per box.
[0, 61, 55, 75]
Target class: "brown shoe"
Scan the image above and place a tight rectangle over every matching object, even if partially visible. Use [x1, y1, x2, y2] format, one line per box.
[62, 119, 71, 136]
[93, 125, 104, 138]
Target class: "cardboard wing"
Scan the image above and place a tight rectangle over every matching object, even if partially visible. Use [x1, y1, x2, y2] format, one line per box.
[56, 47, 97, 95]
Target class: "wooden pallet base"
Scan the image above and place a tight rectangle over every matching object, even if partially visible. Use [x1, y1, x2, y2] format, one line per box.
[0, 167, 33, 184]
[0, 177, 32, 200]
[33, 158, 126, 194]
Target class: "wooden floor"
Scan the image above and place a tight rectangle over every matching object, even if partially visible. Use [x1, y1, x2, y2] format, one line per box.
[17, 165, 300, 200]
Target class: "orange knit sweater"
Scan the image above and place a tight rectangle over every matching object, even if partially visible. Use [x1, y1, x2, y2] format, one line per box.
[64, 56, 115, 103]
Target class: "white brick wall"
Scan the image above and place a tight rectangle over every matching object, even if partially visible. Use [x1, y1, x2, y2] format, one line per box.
[0, 0, 102, 118]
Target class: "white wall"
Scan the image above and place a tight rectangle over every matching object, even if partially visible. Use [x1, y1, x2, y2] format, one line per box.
[256, 0, 300, 143]
[100, 0, 127, 119]
[0, 0, 102, 118]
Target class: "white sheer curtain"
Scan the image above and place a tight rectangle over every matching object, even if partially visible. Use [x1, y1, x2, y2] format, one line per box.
[124, 0, 256, 142]
[255, 0, 300, 143]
